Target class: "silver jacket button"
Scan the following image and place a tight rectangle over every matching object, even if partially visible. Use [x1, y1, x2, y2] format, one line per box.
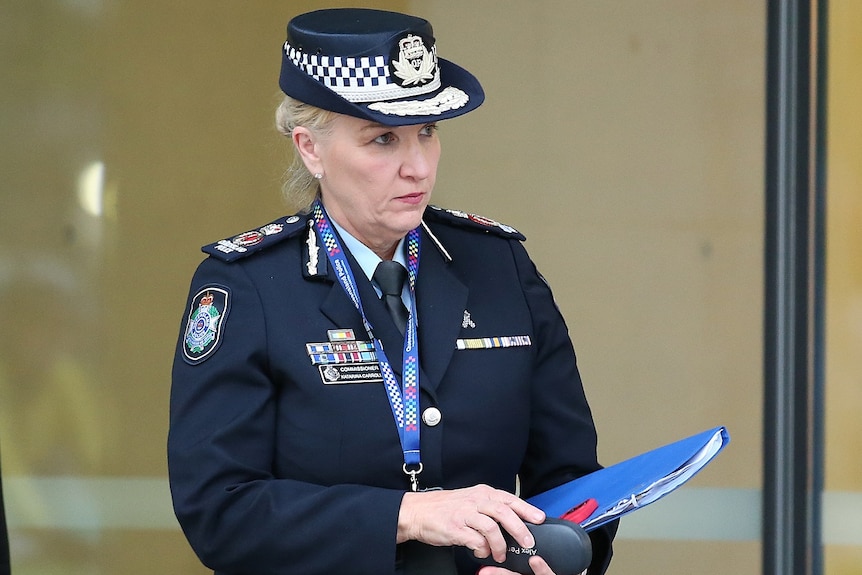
[422, 407, 442, 427]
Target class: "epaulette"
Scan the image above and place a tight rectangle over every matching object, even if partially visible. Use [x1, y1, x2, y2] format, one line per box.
[202, 214, 309, 262]
[423, 205, 525, 241]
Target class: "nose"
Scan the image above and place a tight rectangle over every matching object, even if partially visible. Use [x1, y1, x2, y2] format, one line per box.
[399, 137, 437, 181]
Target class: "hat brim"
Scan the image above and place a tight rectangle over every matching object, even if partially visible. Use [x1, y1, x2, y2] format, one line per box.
[279, 56, 485, 126]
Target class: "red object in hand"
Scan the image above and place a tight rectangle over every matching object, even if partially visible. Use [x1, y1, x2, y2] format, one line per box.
[560, 498, 598, 524]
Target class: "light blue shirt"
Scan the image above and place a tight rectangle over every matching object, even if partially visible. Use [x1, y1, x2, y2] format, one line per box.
[329, 218, 413, 315]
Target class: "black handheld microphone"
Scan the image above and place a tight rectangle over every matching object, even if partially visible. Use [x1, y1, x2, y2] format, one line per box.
[471, 517, 592, 575]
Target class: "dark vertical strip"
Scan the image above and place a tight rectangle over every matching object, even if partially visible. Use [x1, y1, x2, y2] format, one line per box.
[0, 453, 9, 575]
[811, 1, 828, 573]
[763, 1, 826, 574]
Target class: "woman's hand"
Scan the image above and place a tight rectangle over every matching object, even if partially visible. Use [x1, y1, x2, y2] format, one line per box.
[480, 561, 587, 575]
[397, 484, 546, 564]
[477, 555, 558, 575]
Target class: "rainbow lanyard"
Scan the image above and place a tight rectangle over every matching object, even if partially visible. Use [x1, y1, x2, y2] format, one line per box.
[312, 201, 424, 491]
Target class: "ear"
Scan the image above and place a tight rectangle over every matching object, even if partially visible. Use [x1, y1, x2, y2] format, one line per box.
[292, 126, 323, 175]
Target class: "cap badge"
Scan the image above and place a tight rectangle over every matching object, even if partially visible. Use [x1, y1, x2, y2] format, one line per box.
[391, 34, 436, 88]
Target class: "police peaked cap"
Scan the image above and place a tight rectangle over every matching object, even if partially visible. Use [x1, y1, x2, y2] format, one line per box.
[279, 8, 485, 126]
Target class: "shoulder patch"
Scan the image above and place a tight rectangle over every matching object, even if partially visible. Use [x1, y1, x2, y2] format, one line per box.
[202, 214, 309, 262]
[182, 285, 230, 365]
[423, 205, 525, 240]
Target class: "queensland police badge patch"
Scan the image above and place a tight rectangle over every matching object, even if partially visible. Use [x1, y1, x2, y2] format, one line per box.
[182, 286, 230, 365]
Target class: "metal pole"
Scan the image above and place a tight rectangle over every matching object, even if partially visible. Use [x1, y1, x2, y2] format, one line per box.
[762, 0, 826, 573]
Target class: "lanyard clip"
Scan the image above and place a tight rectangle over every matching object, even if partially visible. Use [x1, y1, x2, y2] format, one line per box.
[403, 463, 424, 492]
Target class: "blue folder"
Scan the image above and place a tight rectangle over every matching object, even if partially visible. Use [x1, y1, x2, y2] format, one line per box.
[527, 426, 730, 531]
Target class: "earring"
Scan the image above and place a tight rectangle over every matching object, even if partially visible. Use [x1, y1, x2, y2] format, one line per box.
[314, 172, 323, 180]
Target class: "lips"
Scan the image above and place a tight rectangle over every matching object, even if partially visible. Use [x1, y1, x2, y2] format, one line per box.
[396, 192, 427, 205]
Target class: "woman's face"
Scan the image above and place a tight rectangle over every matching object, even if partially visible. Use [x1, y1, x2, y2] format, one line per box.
[312, 114, 441, 257]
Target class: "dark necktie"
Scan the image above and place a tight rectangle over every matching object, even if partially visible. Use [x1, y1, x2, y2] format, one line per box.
[373, 260, 409, 335]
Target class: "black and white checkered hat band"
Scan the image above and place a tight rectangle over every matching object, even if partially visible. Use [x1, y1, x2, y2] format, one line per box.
[284, 42, 442, 103]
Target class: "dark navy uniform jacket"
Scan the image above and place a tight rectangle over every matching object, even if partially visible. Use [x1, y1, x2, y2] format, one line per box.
[168, 205, 617, 575]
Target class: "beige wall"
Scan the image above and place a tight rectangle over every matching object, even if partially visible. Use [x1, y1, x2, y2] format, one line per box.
[0, 1, 774, 573]
[416, 0, 764, 468]
[416, 2, 764, 573]
[825, 0, 862, 572]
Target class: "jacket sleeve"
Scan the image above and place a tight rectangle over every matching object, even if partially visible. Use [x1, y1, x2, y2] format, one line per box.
[509, 241, 618, 575]
[168, 257, 404, 575]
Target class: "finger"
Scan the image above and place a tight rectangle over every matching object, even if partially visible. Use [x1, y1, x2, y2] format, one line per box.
[466, 512, 508, 561]
[477, 492, 544, 528]
[476, 566, 526, 575]
[462, 527, 492, 560]
[476, 558, 556, 575]
[506, 497, 546, 524]
[528, 555, 556, 575]
[476, 499, 542, 551]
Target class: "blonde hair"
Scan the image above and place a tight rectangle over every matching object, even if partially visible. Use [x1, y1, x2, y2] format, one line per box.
[275, 96, 337, 211]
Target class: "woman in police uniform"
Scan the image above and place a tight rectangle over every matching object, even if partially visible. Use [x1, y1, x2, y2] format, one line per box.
[168, 8, 616, 575]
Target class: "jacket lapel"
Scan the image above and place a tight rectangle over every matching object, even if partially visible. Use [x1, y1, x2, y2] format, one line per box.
[319, 279, 363, 334]
[317, 248, 407, 375]
[314, 224, 466, 387]
[415, 228, 467, 391]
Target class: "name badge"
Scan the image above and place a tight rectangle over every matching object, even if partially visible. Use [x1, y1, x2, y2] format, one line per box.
[318, 363, 384, 384]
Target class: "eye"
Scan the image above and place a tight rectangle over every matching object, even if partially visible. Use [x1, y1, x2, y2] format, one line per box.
[420, 123, 438, 137]
[373, 132, 395, 145]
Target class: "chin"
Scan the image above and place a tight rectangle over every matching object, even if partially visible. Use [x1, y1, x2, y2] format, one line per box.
[402, 211, 425, 232]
